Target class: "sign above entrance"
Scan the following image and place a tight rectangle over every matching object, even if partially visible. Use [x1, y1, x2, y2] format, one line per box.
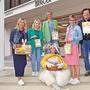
[35, 0, 51, 7]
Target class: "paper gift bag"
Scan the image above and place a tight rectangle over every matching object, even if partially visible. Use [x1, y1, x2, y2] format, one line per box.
[35, 39, 41, 47]
[64, 44, 71, 54]
[52, 31, 59, 40]
[82, 22, 90, 34]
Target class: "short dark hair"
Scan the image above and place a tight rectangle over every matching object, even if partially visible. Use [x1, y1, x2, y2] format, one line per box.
[46, 11, 52, 16]
[82, 8, 90, 14]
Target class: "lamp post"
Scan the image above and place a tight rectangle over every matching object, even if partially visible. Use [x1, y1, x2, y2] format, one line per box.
[0, 0, 4, 70]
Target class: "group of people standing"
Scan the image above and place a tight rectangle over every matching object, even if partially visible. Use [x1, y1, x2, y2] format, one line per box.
[9, 8, 90, 87]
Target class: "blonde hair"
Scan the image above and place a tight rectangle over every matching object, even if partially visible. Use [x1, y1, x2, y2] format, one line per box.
[16, 18, 27, 30]
[68, 15, 76, 20]
[32, 19, 41, 30]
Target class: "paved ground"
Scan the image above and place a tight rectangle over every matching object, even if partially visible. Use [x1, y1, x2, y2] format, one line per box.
[0, 56, 90, 90]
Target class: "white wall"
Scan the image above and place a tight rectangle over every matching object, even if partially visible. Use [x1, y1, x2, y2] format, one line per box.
[5, 28, 11, 57]
[0, 0, 4, 70]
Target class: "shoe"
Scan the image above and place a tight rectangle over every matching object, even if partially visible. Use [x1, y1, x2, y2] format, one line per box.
[18, 79, 24, 86]
[35, 72, 39, 77]
[32, 72, 35, 77]
[69, 78, 74, 84]
[85, 72, 90, 76]
[70, 78, 80, 85]
[52, 84, 60, 90]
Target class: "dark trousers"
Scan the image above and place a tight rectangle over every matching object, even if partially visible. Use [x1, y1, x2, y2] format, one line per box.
[12, 49, 27, 77]
[82, 40, 90, 71]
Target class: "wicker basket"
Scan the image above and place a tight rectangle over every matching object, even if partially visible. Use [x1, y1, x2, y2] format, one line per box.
[46, 65, 62, 71]
[15, 45, 31, 54]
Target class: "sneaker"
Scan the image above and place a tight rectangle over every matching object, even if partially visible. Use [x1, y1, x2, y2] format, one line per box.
[35, 72, 39, 77]
[18, 79, 24, 86]
[32, 72, 35, 77]
[69, 78, 74, 84]
[85, 72, 90, 76]
[52, 84, 61, 90]
[70, 78, 80, 85]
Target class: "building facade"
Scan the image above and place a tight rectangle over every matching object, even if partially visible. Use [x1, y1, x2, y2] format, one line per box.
[5, 0, 31, 10]
[4, 0, 90, 57]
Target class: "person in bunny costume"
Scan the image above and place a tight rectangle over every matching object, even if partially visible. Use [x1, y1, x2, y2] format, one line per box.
[38, 43, 70, 90]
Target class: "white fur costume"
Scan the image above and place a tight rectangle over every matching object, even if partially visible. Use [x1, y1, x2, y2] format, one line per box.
[39, 69, 70, 86]
[38, 54, 70, 87]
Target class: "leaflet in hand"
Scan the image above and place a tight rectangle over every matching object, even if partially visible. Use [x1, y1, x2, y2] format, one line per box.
[30, 35, 37, 39]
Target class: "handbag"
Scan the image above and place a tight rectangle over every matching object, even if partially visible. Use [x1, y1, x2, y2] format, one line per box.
[64, 43, 72, 54]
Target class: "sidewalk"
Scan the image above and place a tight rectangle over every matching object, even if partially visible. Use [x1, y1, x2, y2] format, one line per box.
[0, 56, 90, 90]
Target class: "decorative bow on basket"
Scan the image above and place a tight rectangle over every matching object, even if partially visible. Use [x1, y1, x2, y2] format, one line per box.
[15, 44, 31, 55]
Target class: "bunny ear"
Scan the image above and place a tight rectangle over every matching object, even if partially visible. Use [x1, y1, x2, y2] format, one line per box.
[17, 18, 22, 24]
[52, 43, 60, 53]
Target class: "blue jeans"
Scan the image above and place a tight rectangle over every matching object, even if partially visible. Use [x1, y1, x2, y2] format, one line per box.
[30, 48, 42, 72]
[82, 40, 90, 71]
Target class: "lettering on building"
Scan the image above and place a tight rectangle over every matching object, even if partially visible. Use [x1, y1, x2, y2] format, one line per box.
[35, 0, 51, 7]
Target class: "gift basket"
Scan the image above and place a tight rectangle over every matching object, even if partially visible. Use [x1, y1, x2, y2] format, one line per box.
[15, 44, 31, 54]
[46, 65, 62, 71]
[46, 61, 63, 71]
